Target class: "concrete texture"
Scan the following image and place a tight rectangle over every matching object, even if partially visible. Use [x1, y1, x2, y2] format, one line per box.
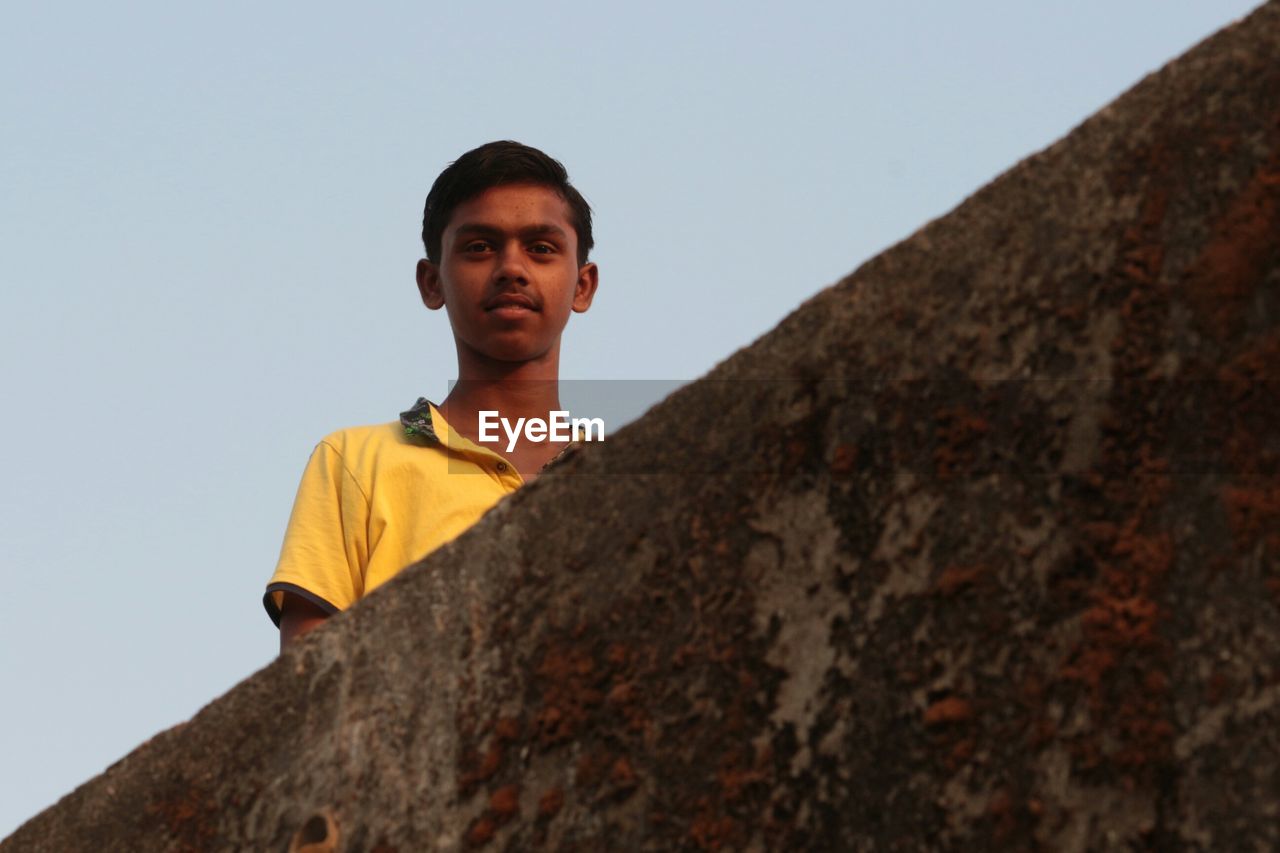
[5, 2, 1279, 850]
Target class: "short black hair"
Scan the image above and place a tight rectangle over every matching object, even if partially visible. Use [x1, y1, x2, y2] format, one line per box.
[422, 141, 594, 266]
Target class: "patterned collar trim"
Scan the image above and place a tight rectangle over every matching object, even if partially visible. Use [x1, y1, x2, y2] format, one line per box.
[542, 440, 580, 471]
[399, 397, 441, 444]
[399, 397, 585, 471]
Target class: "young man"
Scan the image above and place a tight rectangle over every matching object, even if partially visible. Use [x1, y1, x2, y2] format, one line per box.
[264, 141, 599, 650]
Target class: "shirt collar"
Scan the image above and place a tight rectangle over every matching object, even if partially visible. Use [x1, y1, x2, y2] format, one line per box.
[399, 397, 441, 444]
[399, 397, 585, 470]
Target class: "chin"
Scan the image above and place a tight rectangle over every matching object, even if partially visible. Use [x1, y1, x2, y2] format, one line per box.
[460, 331, 556, 366]
[482, 344, 552, 364]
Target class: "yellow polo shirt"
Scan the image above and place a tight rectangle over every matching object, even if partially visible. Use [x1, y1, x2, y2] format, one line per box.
[263, 399, 531, 626]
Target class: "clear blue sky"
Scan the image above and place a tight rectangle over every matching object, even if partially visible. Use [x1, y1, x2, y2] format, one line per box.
[0, 0, 1261, 837]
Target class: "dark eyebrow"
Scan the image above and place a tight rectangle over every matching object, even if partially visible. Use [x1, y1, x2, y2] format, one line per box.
[453, 223, 568, 241]
[520, 224, 568, 240]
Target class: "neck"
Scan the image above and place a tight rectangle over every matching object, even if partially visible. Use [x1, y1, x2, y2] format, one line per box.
[442, 378, 562, 424]
[440, 344, 564, 428]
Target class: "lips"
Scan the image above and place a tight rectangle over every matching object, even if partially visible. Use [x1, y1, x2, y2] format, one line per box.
[484, 293, 538, 312]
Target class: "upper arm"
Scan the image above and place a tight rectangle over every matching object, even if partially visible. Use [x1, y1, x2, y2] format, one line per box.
[264, 439, 368, 633]
[279, 591, 331, 652]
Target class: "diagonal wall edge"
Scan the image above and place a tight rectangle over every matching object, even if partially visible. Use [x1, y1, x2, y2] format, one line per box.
[6, 2, 1279, 850]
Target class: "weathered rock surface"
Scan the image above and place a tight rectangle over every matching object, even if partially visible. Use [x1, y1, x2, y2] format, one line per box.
[7, 4, 1280, 851]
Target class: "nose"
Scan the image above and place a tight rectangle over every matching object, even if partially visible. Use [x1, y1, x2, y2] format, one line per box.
[494, 242, 529, 286]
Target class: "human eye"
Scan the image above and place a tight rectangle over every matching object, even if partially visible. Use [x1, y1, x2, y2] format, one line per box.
[528, 242, 557, 255]
[462, 239, 493, 254]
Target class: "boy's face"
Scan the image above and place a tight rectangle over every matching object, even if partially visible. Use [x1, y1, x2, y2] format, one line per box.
[416, 183, 598, 367]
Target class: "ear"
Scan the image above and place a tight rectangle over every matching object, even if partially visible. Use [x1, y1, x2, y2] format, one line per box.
[416, 259, 445, 310]
[571, 262, 599, 313]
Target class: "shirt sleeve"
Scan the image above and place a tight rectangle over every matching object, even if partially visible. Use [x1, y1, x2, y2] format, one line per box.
[263, 439, 369, 627]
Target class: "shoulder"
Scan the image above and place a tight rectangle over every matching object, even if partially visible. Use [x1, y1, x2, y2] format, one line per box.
[312, 420, 449, 482]
[313, 421, 420, 466]
[315, 421, 406, 455]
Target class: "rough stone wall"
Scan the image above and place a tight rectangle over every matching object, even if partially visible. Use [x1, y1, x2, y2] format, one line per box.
[6, 3, 1279, 850]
